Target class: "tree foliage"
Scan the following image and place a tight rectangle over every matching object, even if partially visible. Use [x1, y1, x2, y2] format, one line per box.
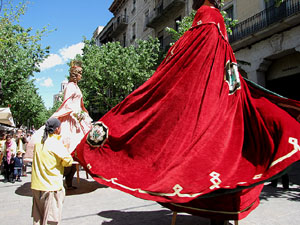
[0, 0, 50, 128]
[78, 37, 160, 118]
[47, 94, 63, 116]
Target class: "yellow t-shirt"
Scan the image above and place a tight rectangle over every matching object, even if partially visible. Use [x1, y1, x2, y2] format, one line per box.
[31, 134, 73, 191]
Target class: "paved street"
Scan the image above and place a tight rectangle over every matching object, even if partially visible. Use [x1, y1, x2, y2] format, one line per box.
[1, 162, 300, 225]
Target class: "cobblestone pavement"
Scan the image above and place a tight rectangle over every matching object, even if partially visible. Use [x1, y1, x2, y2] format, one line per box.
[1, 162, 300, 225]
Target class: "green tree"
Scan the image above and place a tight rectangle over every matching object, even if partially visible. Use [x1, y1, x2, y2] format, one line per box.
[47, 93, 63, 116]
[11, 80, 49, 127]
[0, 0, 51, 128]
[78, 37, 160, 118]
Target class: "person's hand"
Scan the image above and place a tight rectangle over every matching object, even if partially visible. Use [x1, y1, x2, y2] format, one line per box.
[73, 111, 85, 122]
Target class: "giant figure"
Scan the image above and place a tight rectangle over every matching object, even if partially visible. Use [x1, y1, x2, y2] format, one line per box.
[73, 0, 300, 222]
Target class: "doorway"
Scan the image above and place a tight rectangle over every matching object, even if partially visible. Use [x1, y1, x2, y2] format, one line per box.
[266, 73, 300, 100]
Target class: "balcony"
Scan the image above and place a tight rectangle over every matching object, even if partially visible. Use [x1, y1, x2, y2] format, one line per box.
[96, 18, 114, 46]
[229, 0, 300, 51]
[111, 15, 129, 37]
[147, 0, 185, 28]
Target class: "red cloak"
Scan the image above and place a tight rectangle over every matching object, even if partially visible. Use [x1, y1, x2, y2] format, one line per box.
[73, 6, 300, 219]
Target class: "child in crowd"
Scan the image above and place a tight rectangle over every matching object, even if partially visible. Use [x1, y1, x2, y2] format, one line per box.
[12, 150, 24, 183]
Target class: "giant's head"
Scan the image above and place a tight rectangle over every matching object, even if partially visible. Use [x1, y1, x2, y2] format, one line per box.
[69, 60, 83, 83]
[192, 0, 221, 10]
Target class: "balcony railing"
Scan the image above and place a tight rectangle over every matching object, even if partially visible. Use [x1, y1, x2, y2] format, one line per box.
[147, 0, 185, 28]
[112, 15, 129, 37]
[229, 0, 300, 44]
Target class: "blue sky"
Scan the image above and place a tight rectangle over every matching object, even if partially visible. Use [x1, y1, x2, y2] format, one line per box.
[15, 0, 114, 108]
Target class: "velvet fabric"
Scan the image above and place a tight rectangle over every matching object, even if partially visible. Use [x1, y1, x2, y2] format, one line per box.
[160, 184, 264, 220]
[73, 5, 300, 218]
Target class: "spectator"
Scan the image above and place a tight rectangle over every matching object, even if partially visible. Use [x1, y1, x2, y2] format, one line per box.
[15, 128, 28, 176]
[1, 134, 17, 182]
[31, 118, 73, 225]
[12, 149, 25, 183]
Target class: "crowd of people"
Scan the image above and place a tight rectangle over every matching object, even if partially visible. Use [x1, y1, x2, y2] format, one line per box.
[0, 128, 33, 183]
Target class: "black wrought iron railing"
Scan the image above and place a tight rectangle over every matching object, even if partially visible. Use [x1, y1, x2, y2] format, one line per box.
[229, 0, 300, 43]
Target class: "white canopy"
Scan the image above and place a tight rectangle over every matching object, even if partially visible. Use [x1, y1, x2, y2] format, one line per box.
[0, 107, 15, 127]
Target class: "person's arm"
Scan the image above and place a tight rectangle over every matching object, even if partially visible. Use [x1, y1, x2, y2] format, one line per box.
[51, 139, 73, 167]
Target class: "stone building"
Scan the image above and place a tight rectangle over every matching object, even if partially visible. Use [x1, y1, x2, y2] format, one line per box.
[95, 0, 300, 100]
[227, 0, 300, 100]
[95, 0, 194, 50]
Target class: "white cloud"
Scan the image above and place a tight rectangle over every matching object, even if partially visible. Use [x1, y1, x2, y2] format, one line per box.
[59, 42, 84, 61]
[39, 54, 63, 71]
[55, 68, 64, 72]
[35, 77, 45, 82]
[40, 78, 54, 87]
[38, 42, 84, 71]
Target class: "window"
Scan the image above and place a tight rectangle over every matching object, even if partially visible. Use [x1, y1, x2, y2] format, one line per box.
[131, 23, 136, 41]
[123, 32, 126, 47]
[223, 4, 234, 27]
[225, 6, 234, 20]
[132, 0, 136, 13]
[144, 9, 149, 30]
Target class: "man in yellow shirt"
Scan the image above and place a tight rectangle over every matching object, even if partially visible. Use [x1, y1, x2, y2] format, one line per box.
[31, 117, 73, 225]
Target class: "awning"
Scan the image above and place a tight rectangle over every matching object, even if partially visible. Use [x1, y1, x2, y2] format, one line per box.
[0, 107, 15, 127]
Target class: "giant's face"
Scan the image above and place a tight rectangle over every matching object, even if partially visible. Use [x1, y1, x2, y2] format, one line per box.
[192, 0, 205, 10]
[70, 67, 83, 82]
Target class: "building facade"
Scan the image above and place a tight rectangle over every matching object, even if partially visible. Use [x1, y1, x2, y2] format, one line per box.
[226, 0, 300, 100]
[96, 0, 300, 100]
[95, 0, 194, 50]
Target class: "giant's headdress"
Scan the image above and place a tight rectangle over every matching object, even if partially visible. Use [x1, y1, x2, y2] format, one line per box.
[70, 60, 82, 69]
[69, 60, 82, 82]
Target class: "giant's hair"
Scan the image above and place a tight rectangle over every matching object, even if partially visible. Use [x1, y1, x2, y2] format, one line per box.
[69, 60, 82, 82]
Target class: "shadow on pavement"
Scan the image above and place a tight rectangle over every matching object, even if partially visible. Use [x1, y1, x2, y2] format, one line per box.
[98, 210, 209, 225]
[15, 182, 32, 196]
[66, 178, 108, 196]
[260, 185, 300, 202]
[260, 161, 300, 202]
[14, 178, 108, 197]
